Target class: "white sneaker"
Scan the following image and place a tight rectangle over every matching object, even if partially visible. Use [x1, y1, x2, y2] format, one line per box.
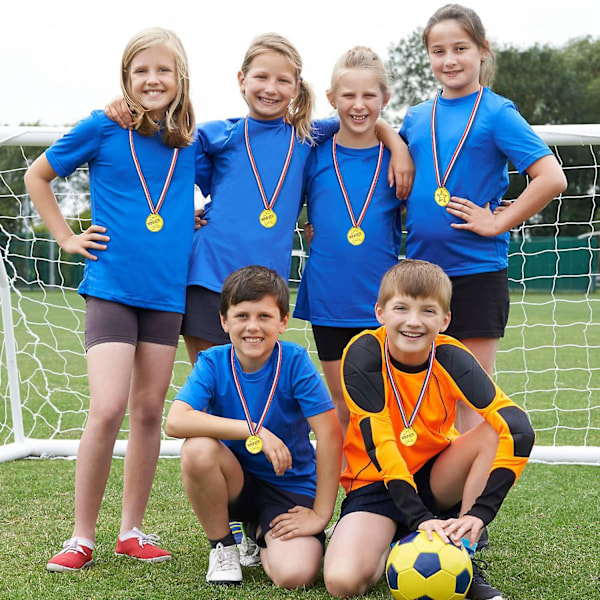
[239, 535, 261, 567]
[206, 542, 242, 585]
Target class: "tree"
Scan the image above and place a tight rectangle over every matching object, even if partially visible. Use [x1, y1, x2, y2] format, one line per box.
[385, 28, 438, 124]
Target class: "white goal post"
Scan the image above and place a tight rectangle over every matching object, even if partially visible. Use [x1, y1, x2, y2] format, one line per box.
[1, 124, 599, 465]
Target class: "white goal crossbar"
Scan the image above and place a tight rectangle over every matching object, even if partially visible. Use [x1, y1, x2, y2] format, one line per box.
[1, 125, 599, 465]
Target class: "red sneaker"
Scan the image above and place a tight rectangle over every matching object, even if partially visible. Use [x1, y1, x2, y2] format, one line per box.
[115, 527, 171, 562]
[47, 538, 94, 572]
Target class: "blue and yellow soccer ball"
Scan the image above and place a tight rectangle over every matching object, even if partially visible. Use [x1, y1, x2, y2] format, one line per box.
[385, 531, 473, 600]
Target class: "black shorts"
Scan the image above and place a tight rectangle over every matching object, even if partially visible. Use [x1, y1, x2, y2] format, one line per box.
[229, 470, 326, 550]
[84, 296, 182, 351]
[339, 454, 460, 542]
[180, 285, 230, 345]
[445, 269, 509, 339]
[312, 325, 375, 361]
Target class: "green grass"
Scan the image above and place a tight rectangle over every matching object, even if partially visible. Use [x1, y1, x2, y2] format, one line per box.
[0, 459, 598, 599]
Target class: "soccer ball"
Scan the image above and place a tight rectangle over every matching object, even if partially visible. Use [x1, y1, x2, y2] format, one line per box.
[385, 530, 473, 600]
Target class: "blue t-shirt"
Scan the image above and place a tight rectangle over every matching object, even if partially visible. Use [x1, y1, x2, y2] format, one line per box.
[294, 141, 402, 326]
[45, 111, 196, 312]
[187, 117, 339, 292]
[400, 88, 551, 277]
[175, 341, 334, 496]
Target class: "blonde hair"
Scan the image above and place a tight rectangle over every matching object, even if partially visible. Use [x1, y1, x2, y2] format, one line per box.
[422, 4, 496, 87]
[329, 46, 390, 96]
[121, 27, 195, 148]
[378, 260, 452, 313]
[240, 33, 314, 144]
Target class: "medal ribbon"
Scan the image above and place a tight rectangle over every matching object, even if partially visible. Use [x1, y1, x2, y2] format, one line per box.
[431, 86, 483, 191]
[332, 135, 383, 230]
[129, 129, 178, 216]
[244, 118, 295, 212]
[231, 340, 282, 437]
[384, 337, 436, 431]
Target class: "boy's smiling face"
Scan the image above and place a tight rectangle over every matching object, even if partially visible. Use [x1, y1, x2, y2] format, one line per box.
[221, 295, 289, 373]
[375, 294, 451, 365]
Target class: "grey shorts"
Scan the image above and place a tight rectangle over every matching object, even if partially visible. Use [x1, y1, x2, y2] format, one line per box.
[84, 296, 182, 351]
[180, 285, 230, 345]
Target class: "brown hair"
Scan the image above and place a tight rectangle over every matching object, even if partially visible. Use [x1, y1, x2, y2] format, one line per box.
[378, 260, 452, 313]
[220, 265, 290, 319]
[239, 33, 314, 144]
[121, 27, 195, 148]
[422, 4, 496, 87]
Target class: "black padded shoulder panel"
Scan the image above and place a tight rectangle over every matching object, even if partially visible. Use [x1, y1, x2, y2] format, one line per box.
[436, 343, 496, 410]
[343, 334, 386, 413]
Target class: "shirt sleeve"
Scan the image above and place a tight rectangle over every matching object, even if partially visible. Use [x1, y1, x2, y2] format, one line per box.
[311, 117, 340, 145]
[175, 351, 217, 412]
[491, 101, 552, 175]
[45, 112, 102, 177]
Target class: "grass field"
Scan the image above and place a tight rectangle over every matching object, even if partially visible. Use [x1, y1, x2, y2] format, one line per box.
[0, 458, 598, 600]
[1, 289, 599, 599]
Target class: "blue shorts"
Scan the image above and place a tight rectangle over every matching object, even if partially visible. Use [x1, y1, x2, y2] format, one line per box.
[339, 454, 460, 542]
[84, 296, 182, 351]
[229, 469, 326, 550]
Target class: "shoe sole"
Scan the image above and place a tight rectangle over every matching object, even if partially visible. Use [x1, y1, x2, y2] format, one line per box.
[206, 579, 242, 585]
[46, 560, 93, 572]
[115, 552, 171, 563]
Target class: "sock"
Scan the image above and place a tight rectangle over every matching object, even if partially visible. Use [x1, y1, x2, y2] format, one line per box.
[209, 532, 236, 549]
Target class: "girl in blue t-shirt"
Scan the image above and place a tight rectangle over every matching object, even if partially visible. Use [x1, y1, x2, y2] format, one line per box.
[400, 4, 566, 432]
[293, 47, 404, 435]
[25, 27, 197, 571]
[108, 34, 413, 365]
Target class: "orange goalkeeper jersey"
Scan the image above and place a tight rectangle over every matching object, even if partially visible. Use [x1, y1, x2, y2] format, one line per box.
[340, 327, 535, 529]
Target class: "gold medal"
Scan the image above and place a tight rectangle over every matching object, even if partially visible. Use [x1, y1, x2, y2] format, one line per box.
[245, 434, 263, 454]
[400, 427, 418, 447]
[259, 208, 277, 228]
[347, 226, 365, 246]
[434, 187, 451, 207]
[146, 213, 164, 232]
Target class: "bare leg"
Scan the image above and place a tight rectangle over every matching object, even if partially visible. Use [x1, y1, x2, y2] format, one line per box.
[429, 420, 499, 515]
[179, 436, 244, 541]
[455, 337, 500, 433]
[73, 342, 135, 540]
[324, 512, 396, 597]
[261, 533, 323, 589]
[183, 334, 215, 365]
[120, 342, 177, 533]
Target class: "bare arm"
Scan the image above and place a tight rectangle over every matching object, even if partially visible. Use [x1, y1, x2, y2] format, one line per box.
[375, 119, 415, 200]
[104, 96, 134, 129]
[268, 409, 343, 539]
[447, 154, 567, 237]
[24, 154, 109, 260]
[166, 399, 292, 476]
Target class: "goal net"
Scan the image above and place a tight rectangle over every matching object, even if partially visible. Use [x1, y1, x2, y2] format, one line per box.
[1, 124, 599, 464]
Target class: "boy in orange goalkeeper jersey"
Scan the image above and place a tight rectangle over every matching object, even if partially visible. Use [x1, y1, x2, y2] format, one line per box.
[324, 259, 534, 600]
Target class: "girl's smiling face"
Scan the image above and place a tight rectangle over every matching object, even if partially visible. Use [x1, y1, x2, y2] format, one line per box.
[238, 51, 299, 121]
[426, 19, 489, 99]
[129, 44, 177, 120]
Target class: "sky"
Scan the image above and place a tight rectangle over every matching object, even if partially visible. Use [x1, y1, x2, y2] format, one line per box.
[2, 0, 599, 127]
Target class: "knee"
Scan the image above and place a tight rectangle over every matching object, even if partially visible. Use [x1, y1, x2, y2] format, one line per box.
[324, 564, 370, 598]
[180, 437, 220, 478]
[269, 565, 318, 590]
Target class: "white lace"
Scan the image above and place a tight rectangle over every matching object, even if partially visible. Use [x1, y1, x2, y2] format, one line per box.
[59, 538, 89, 555]
[130, 527, 160, 547]
[214, 543, 239, 572]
